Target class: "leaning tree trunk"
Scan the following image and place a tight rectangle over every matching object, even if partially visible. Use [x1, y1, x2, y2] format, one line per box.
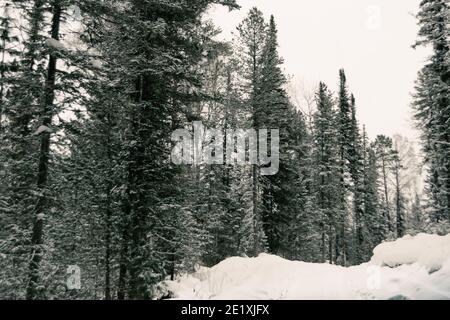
[26, 0, 62, 300]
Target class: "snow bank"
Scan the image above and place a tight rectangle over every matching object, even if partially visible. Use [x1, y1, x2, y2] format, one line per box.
[371, 233, 450, 272]
[162, 233, 450, 300]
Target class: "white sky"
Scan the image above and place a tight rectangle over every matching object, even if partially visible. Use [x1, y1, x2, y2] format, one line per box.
[208, 0, 432, 140]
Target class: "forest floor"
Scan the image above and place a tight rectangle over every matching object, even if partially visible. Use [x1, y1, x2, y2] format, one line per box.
[161, 233, 450, 300]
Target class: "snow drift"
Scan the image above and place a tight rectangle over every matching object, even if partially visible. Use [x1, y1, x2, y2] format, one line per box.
[162, 233, 450, 300]
[371, 233, 450, 272]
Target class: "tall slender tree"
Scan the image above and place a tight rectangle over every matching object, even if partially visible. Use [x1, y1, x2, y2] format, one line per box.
[312, 82, 339, 263]
[234, 7, 268, 256]
[413, 0, 450, 222]
[335, 69, 353, 265]
[27, 0, 63, 300]
[373, 135, 396, 235]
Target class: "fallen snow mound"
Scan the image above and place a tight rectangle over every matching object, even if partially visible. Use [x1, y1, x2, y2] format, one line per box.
[371, 233, 450, 272]
[163, 233, 450, 300]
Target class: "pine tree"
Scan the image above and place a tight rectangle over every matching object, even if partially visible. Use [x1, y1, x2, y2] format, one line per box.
[283, 107, 320, 261]
[27, 0, 63, 300]
[413, 0, 450, 222]
[0, 0, 48, 299]
[312, 82, 339, 263]
[234, 7, 268, 256]
[410, 194, 424, 232]
[216, 61, 257, 259]
[392, 150, 406, 238]
[85, 0, 238, 299]
[335, 69, 353, 265]
[361, 127, 381, 251]
[0, 1, 19, 131]
[256, 15, 293, 255]
[391, 135, 421, 238]
[348, 95, 366, 263]
[372, 135, 396, 236]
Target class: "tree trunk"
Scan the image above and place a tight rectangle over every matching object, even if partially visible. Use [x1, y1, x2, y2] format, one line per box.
[117, 212, 129, 300]
[26, 0, 62, 300]
[447, 167, 450, 222]
[381, 156, 391, 232]
[0, 30, 5, 133]
[104, 120, 113, 300]
[321, 224, 326, 263]
[252, 164, 259, 256]
[104, 184, 112, 300]
[328, 224, 333, 264]
[117, 133, 135, 300]
[127, 74, 152, 300]
[395, 163, 405, 238]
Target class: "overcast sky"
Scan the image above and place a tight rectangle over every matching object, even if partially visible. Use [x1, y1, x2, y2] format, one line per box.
[208, 0, 432, 141]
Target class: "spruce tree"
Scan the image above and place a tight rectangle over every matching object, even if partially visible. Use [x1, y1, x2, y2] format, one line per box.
[234, 7, 268, 256]
[413, 0, 450, 221]
[348, 95, 365, 263]
[335, 69, 353, 265]
[0, 0, 47, 299]
[256, 15, 292, 255]
[361, 127, 381, 252]
[0, 1, 19, 131]
[27, 0, 63, 300]
[312, 82, 339, 263]
[85, 0, 237, 299]
[392, 150, 406, 238]
[372, 135, 396, 236]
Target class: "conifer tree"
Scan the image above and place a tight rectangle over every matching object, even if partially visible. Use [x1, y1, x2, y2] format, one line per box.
[234, 7, 268, 256]
[335, 69, 353, 265]
[392, 150, 406, 238]
[0, 0, 47, 299]
[312, 82, 339, 263]
[85, 0, 237, 299]
[0, 1, 19, 131]
[256, 15, 293, 255]
[361, 127, 381, 251]
[413, 0, 450, 221]
[348, 95, 365, 263]
[373, 135, 396, 235]
[27, 0, 63, 300]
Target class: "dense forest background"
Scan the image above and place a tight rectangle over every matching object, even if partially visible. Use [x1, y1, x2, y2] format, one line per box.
[0, 0, 448, 300]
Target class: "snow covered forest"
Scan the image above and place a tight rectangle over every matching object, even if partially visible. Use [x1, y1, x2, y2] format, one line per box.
[0, 0, 449, 300]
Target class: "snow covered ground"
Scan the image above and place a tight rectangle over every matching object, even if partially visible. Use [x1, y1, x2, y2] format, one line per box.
[162, 233, 450, 300]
